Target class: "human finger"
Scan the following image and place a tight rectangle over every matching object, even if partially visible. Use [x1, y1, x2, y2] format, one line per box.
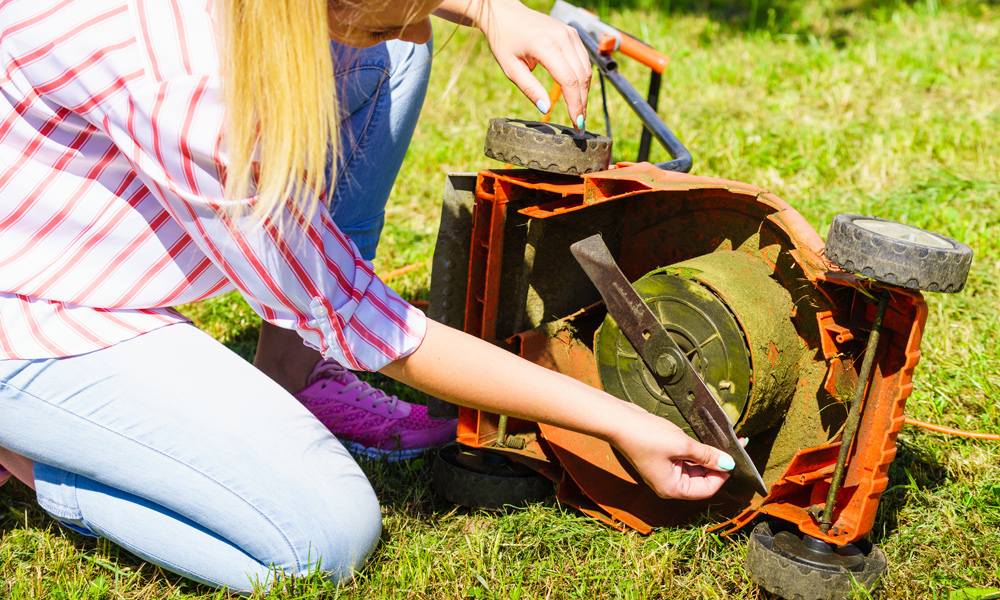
[568, 29, 592, 128]
[496, 56, 553, 116]
[669, 460, 731, 499]
[535, 45, 591, 130]
[675, 435, 738, 475]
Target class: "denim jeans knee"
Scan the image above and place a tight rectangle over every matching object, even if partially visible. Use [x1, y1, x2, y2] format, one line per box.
[0, 324, 383, 593]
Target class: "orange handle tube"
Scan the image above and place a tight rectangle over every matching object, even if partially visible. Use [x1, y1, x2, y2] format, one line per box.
[540, 83, 562, 124]
[619, 34, 669, 74]
[904, 417, 1000, 440]
[380, 260, 430, 282]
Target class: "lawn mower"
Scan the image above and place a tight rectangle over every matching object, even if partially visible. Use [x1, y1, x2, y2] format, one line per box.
[424, 3, 974, 598]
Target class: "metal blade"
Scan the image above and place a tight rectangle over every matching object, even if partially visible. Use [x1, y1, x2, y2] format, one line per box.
[570, 234, 767, 496]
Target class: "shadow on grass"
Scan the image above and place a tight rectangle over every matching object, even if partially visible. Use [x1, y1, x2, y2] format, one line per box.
[0, 481, 220, 598]
[869, 438, 949, 544]
[567, 0, 980, 47]
[359, 448, 558, 523]
[359, 451, 450, 520]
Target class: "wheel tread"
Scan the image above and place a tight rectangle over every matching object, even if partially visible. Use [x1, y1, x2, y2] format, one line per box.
[746, 522, 886, 600]
[825, 214, 972, 293]
[483, 117, 613, 175]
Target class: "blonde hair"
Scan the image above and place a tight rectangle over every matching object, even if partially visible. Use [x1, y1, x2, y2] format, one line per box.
[222, 0, 338, 222]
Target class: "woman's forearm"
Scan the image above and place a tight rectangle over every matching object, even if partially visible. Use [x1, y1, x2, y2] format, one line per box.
[433, 0, 488, 28]
[433, 0, 524, 33]
[380, 319, 633, 443]
[380, 320, 735, 500]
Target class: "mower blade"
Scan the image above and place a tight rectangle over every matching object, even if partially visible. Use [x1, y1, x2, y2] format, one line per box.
[570, 234, 768, 496]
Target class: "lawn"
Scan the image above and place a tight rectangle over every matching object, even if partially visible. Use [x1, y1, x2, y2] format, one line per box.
[2, 0, 999, 598]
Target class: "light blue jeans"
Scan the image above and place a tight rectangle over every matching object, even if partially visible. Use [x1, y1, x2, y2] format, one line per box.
[328, 39, 432, 260]
[0, 38, 431, 593]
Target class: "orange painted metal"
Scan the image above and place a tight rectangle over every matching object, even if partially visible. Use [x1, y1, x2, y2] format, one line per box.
[618, 34, 670, 74]
[715, 288, 926, 543]
[455, 162, 927, 544]
[597, 33, 617, 55]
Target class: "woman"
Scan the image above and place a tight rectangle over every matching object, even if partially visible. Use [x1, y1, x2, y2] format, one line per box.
[0, 0, 735, 592]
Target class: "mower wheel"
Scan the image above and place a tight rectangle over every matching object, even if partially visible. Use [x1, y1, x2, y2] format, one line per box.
[825, 214, 972, 293]
[483, 118, 612, 175]
[746, 521, 886, 600]
[432, 445, 553, 511]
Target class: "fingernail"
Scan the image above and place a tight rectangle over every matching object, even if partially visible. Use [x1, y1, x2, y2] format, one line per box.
[536, 98, 551, 115]
[717, 454, 735, 471]
[576, 115, 585, 131]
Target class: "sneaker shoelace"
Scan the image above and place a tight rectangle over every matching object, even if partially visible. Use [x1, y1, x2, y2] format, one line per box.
[309, 360, 400, 415]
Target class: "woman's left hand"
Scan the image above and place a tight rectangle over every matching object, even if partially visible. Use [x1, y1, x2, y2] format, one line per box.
[437, 0, 592, 129]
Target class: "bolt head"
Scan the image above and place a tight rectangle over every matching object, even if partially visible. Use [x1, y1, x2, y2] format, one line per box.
[654, 354, 678, 378]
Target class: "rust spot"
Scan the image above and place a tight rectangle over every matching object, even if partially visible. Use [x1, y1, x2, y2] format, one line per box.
[768, 340, 781, 365]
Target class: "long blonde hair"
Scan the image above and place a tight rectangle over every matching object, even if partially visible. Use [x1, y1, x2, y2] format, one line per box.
[222, 0, 339, 222]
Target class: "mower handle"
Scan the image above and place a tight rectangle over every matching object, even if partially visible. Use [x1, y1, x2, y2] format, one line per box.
[550, 1, 669, 73]
[564, 19, 693, 173]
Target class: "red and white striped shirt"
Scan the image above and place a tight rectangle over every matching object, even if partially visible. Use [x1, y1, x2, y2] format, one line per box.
[0, 0, 426, 370]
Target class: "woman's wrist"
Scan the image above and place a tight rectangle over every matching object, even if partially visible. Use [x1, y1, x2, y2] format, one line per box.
[576, 393, 650, 448]
[433, 0, 523, 35]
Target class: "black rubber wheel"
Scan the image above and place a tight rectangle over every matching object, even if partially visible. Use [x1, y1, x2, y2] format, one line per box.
[483, 118, 613, 175]
[746, 521, 887, 600]
[432, 445, 553, 511]
[825, 214, 972, 293]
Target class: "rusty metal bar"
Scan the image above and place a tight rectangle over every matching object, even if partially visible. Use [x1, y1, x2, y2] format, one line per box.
[819, 291, 890, 533]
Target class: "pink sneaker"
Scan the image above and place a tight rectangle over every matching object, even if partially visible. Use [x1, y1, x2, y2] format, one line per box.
[294, 359, 457, 461]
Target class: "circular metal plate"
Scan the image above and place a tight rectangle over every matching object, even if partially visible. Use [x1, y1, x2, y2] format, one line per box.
[854, 219, 953, 249]
[594, 272, 751, 437]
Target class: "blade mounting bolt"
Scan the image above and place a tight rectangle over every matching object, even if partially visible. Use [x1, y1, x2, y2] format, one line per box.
[655, 354, 679, 379]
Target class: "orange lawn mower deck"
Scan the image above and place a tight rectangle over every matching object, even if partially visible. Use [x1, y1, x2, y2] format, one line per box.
[422, 8, 973, 599]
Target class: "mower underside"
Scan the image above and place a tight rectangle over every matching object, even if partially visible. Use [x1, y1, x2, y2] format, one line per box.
[427, 163, 927, 545]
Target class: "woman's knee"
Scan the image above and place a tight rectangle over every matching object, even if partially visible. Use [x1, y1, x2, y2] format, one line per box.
[280, 473, 384, 583]
[86, 471, 382, 590]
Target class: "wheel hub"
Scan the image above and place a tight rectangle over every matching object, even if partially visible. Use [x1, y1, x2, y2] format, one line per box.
[432, 446, 553, 511]
[595, 251, 803, 441]
[595, 271, 751, 436]
[772, 531, 866, 572]
[747, 521, 887, 600]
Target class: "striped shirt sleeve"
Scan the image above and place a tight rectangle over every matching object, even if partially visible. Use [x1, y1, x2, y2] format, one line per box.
[98, 75, 427, 372]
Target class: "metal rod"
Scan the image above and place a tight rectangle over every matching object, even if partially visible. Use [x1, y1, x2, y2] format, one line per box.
[569, 22, 693, 173]
[496, 414, 509, 447]
[819, 291, 890, 533]
[636, 71, 661, 163]
[598, 71, 613, 141]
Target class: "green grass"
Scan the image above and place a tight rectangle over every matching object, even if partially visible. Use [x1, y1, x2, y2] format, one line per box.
[4, 0, 1000, 598]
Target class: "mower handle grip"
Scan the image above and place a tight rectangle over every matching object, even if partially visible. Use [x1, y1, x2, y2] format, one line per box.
[550, 0, 669, 73]
[618, 34, 669, 74]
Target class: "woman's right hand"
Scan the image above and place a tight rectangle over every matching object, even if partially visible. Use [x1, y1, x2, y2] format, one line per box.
[604, 402, 734, 500]
[475, 0, 591, 129]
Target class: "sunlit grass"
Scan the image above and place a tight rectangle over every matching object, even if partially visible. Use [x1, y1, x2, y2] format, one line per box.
[3, 1, 998, 598]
